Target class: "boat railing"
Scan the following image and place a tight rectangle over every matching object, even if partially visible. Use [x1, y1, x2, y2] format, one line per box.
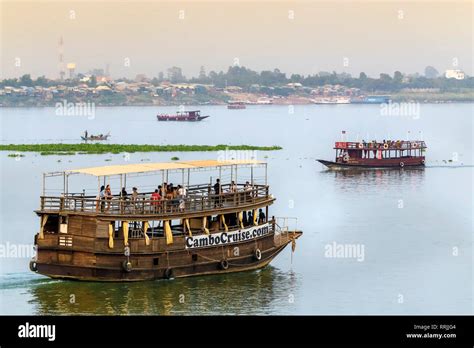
[335, 141, 426, 150]
[39, 184, 271, 216]
[273, 217, 298, 245]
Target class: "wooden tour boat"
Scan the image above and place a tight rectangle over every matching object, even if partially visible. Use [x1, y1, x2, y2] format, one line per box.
[156, 110, 209, 121]
[30, 160, 302, 281]
[318, 139, 427, 169]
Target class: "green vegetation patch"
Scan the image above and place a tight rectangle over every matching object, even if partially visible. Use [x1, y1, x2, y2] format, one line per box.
[0, 143, 282, 155]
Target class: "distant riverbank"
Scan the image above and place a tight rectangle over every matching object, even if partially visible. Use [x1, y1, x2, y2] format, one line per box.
[0, 90, 472, 107]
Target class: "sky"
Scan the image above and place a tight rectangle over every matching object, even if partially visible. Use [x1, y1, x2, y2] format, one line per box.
[1, 0, 473, 79]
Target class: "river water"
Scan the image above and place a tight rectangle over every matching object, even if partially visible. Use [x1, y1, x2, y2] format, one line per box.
[0, 104, 472, 315]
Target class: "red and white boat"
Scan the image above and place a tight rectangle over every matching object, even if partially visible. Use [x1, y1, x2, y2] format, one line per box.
[318, 139, 427, 169]
[157, 110, 209, 121]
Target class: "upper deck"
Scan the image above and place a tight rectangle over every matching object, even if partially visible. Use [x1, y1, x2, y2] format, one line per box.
[334, 140, 427, 151]
[37, 159, 273, 219]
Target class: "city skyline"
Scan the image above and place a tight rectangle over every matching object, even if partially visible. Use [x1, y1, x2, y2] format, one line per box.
[1, 0, 472, 79]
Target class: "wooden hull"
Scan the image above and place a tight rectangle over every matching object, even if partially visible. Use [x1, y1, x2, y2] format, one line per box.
[33, 225, 302, 282]
[156, 116, 209, 121]
[317, 157, 425, 169]
[81, 136, 109, 141]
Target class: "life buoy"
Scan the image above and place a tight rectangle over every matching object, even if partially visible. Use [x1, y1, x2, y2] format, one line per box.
[254, 249, 262, 261]
[220, 259, 229, 270]
[122, 260, 132, 272]
[164, 268, 173, 279]
[399, 162, 405, 168]
[358, 143, 363, 149]
[421, 159, 425, 165]
[29, 260, 38, 272]
[383, 143, 389, 149]
[412, 143, 418, 148]
[343, 154, 349, 162]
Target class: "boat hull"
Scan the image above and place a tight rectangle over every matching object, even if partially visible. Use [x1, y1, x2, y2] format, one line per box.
[156, 116, 209, 121]
[317, 158, 425, 169]
[32, 230, 301, 282]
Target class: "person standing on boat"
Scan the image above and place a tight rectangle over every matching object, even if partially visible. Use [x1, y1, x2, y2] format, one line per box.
[105, 185, 112, 211]
[84, 130, 88, 139]
[97, 185, 105, 212]
[151, 189, 161, 213]
[258, 208, 266, 224]
[214, 178, 222, 207]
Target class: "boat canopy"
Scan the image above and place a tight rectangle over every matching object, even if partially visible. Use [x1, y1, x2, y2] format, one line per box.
[45, 159, 265, 178]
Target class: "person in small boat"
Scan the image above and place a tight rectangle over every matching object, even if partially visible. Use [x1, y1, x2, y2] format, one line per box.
[258, 208, 266, 224]
[214, 178, 222, 207]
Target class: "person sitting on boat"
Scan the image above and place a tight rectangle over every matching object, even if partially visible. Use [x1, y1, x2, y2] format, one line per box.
[258, 208, 266, 224]
[214, 179, 222, 207]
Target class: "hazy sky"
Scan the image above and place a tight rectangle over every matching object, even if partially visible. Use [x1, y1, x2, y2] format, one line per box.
[1, 0, 472, 79]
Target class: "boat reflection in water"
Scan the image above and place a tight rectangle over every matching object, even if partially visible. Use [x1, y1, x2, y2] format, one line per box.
[27, 266, 300, 315]
[322, 168, 426, 194]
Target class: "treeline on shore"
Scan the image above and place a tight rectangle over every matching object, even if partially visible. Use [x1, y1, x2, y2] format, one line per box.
[2, 66, 472, 92]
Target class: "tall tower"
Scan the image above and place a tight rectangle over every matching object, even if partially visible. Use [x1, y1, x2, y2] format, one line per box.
[58, 36, 65, 80]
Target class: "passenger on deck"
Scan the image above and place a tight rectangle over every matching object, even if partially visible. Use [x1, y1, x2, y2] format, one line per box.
[247, 211, 253, 226]
[244, 181, 251, 191]
[178, 185, 187, 197]
[214, 179, 222, 207]
[242, 211, 248, 226]
[230, 181, 237, 193]
[161, 183, 167, 197]
[151, 189, 161, 212]
[121, 187, 128, 198]
[105, 185, 112, 211]
[258, 209, 266, 224]
[131, 187, 138, 201]
[97, 185, 105, 212]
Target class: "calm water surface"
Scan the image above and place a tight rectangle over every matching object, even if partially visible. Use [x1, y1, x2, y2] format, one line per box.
[0, 104, 472, 315]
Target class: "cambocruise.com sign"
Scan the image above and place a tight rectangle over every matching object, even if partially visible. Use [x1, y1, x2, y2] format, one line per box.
[185, 223, 271, 249]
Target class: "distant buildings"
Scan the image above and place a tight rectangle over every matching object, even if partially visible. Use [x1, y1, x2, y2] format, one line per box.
[445, 69, 465, 80]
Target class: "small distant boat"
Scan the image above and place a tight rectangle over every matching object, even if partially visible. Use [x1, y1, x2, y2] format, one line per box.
[350, 95, 391, 104]
[312, 97, 350, 105]
[318, 137, 427, 169]
[157, 110, 209, 121]
[81, 132, 111, 141]
[227, 101, 246, 109]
